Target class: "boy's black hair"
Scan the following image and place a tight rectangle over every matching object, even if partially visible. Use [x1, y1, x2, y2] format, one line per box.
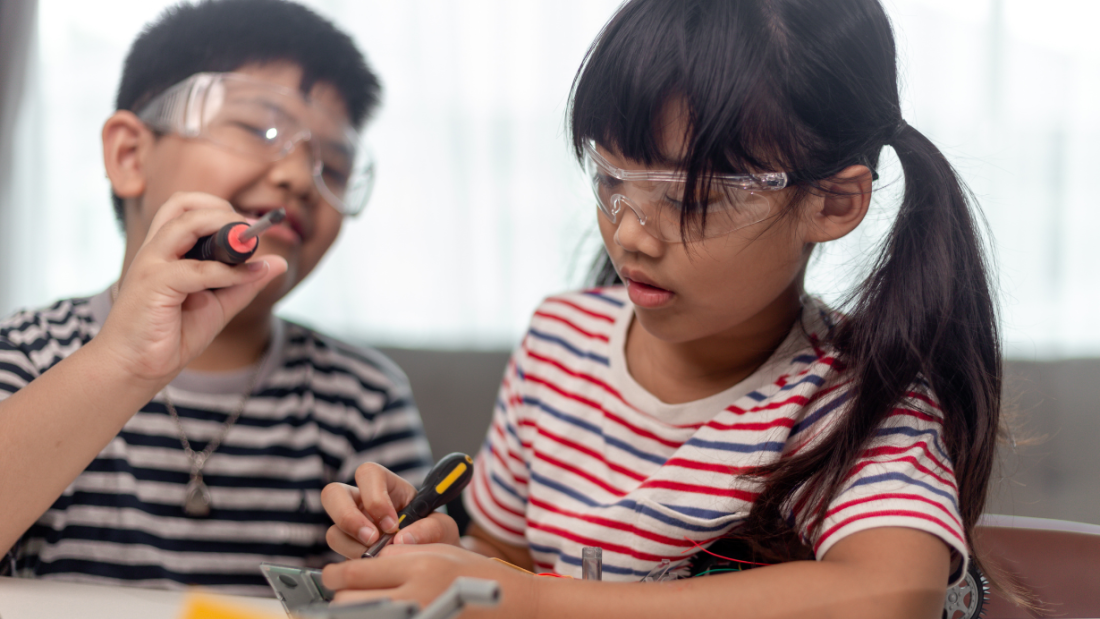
[111, 0, 381, 227]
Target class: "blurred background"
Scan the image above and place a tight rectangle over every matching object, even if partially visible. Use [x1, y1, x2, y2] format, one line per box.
[0, 0, 1096, 525]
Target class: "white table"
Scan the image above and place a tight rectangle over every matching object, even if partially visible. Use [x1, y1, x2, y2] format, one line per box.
[0, 576, 286, 619]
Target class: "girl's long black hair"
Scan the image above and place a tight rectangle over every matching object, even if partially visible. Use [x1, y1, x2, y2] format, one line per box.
[571, 0, 1007, 597]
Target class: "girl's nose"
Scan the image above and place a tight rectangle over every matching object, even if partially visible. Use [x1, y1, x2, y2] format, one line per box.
[612, 195, 664, 256]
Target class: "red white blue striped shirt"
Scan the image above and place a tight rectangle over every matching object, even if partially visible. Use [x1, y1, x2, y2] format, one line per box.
[463, 287, 967, 583]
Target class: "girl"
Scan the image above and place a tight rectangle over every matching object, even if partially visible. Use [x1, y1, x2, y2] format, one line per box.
[319, 0, 1002, 616]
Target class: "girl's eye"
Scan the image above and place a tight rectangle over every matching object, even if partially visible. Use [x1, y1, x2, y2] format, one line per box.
[595, 171, 622, 191]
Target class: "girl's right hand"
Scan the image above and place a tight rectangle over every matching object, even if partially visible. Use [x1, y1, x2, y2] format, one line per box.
[322, 462, 462, 558]
[94, 192, 288, 385]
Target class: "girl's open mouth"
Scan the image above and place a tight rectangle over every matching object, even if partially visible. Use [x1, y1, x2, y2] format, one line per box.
[625, 278, 675, 308]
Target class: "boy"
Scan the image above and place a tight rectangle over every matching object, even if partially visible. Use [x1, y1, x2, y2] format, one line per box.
[0, 0, 432, 595]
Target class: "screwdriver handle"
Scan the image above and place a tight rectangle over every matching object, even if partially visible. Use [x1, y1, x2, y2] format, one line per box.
[362, 452, 474, 558]
[184, 222, 256, 264]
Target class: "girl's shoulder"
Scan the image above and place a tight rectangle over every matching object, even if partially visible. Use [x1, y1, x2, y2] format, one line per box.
[523, 286, 630, 347]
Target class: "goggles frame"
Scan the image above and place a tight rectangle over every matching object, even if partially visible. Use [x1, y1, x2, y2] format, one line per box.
[136, 72, 374, 217]
[582, 141, 789, 242]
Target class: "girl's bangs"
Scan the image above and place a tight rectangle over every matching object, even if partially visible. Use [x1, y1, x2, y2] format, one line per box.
[569, 0, 794, 179]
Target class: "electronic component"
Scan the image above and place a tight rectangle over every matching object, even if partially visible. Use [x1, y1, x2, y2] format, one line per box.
[260, 563, 499, 619]
[943, 562, 989, 619]
[581, 547, 602, 580]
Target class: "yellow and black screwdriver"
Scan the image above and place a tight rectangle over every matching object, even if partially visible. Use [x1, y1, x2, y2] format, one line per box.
[361, 452, 474, 559]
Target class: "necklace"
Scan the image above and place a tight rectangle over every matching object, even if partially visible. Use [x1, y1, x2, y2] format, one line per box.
[107, 281, 263, 517]
[164, 371, 262, 517]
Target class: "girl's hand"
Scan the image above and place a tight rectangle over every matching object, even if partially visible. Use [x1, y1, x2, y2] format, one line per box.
[94, 192, 287, 385]
[322, 543, 538, 615]
[322, 462, 461, 557]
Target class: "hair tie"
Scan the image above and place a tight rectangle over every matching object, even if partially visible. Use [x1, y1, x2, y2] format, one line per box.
[889, 120, 909, 143]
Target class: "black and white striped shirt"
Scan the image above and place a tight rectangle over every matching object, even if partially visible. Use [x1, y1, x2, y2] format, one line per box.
[0, 290, 433, 595]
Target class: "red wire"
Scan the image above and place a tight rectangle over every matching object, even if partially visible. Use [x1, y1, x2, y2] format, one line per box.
[681, 537, 772, 567]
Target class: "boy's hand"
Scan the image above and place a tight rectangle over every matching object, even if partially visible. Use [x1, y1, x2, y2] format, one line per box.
[322, 462, 461, 558]
[95, 192, 288, 384]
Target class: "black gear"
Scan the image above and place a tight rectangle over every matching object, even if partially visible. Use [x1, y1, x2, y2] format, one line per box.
[943, 561, 990, 619]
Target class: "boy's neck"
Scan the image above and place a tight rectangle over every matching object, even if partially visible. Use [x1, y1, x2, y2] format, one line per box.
[186, 311, 273, 372]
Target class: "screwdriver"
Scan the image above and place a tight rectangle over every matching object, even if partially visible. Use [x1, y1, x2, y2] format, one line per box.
[361, 452, 474, 559]
[183, 208, 286, 264]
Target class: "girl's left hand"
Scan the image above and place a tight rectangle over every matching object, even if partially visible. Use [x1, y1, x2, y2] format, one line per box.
[322, 543, 538, 616]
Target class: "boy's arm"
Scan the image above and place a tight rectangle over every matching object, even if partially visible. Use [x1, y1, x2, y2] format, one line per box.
[322, 526, 949, 619]
[0, 192, 286, 554]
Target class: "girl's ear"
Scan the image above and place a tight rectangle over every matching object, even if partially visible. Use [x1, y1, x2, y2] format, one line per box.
[102, 111, 151, 199]
[802, 164, 874, 243]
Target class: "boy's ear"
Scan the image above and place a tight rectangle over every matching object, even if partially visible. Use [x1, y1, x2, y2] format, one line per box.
[102, 111, 152, 199]
[802, 164, 874, 243]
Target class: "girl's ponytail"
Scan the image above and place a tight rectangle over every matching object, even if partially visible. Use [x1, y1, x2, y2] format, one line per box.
[836, 120, 1001, 538]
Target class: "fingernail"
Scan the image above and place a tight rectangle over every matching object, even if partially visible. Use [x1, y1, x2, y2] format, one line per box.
[246, 260, 267, 272]
[395, 531, 417, 545]
[358, 526, 377, 546]
[379, 516, 397, 532]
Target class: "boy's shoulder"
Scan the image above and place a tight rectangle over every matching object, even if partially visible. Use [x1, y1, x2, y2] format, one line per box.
[276, 318, 413, 397]
[0, 297, 98, 362]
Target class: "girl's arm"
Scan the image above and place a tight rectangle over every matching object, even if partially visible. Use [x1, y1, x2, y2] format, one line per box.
[322, 526, 949, 619]
[321, 465, 949, 619]
[0, 192, 287, 554]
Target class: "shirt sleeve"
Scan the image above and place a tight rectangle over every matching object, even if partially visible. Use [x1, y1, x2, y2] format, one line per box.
[793, 386, 970, 585]
[462, 343, 534, 547]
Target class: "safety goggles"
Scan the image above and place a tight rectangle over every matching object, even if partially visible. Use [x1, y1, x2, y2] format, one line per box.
[137, 72, 374, 216]
[582, 141, 788, 242]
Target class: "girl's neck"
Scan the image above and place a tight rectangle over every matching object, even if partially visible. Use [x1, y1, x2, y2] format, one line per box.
[624, 284, 803, 405]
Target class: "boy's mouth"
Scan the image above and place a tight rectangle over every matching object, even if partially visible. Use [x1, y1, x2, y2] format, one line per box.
[235, 205, 305, 243]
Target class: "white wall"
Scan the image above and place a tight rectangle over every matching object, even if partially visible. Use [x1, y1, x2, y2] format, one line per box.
[4, 0, 1100, 357]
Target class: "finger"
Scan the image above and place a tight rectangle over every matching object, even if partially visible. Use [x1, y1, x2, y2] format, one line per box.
[393, 512, 459, 547]
[146, 253, 279, 301]
[331, 589, 401, 606]
[323, 557, 414, 591]
[321, 483, 380, 548]
[140, 206, 253, 261]
[206, 256, 288, 316]
[143, 192, 238, 243]
[354, 463, 417, 535]
[326, 524, 368, 560]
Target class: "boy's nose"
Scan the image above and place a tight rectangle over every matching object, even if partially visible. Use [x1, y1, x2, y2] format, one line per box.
[268, 140, 319, 202]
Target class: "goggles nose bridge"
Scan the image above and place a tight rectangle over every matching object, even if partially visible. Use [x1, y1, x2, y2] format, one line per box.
[609, 193, 649, 226]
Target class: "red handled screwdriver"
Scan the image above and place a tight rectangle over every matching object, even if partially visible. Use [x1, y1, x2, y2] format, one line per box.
[183, 208, 286, 264]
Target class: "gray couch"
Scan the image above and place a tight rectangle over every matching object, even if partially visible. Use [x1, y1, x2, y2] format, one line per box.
[382, 347, 1099, 527]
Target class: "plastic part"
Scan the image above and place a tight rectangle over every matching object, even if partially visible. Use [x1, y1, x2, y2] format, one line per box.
[413, 578, 501, 619]
[581, 547, 602, 581]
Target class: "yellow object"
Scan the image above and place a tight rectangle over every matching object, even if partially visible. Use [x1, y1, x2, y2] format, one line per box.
[490, 557, 535, 575]
[434, 462, 468, 494]
[177, 593, 285, 619]
[398, 513, 406, 524]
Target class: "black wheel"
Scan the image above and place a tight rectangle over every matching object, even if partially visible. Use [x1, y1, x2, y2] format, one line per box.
[943, 561, 989, 619]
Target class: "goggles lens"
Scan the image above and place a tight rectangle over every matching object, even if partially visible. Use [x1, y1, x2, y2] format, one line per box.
[582, 141, 787, 242]
[139, 73, 374, 216]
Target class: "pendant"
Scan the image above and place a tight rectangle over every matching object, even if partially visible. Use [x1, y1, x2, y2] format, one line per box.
[184, 473, 212, 517]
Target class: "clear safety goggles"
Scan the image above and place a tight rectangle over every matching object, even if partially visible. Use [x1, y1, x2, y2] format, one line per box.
[582, 141, 788, 242]
[137, 72, 374, 216]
